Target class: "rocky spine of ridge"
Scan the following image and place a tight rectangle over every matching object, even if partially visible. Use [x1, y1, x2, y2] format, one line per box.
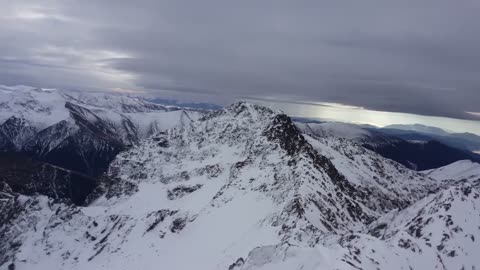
[0, 101, 472, 270]
[104, 102, 436, 239]
[263, 112, 376, 228]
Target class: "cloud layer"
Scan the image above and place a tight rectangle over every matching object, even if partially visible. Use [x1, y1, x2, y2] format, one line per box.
[1, 0, 480, 120]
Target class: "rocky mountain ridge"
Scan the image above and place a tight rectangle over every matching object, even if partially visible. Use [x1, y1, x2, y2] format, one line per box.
[0, 85, 202, 204]
[2, 101, 478, 270]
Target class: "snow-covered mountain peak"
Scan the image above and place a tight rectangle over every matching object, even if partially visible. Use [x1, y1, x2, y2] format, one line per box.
[1, 99, 478, 270]
[0, 85, 204, 143]
[99, 102, 438, 243]
[0, 85, 71, 128]
[224, 101, 275, 117]
[0, 85, 192, 126]
[201, 101, 279, 127]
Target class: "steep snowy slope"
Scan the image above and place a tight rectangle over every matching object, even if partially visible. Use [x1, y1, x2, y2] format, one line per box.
[0, 102, 448, 270]
[307, 136, 438, 210]
[423, 160, 480, 186]
[238, 183, 480, 270]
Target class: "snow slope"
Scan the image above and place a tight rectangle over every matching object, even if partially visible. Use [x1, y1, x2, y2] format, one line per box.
[1, 102, 461, 270]
[423, 159, 480, 185]
[0, 86, 71, 129]
[307, 136, 438, 210]
[239, 183, 480, 270]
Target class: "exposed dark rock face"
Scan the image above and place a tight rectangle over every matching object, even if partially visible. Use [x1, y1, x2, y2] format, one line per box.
[0, 195, 25, 267]
[0, 153, 96, 205]
[0, 116, 36, 152]
[264, 113, 377, 225]
[145, 209, 178, 233]
[167, 184, 203, 200]
[0, 103, 126, 178]
[263, 114, 307, 156]
[228, 258, 245, 270]
[33, 133, 123, 178]
[0, 103, 125, 204]
[23, 102, 126, 177]
[170, 216, 188, 233]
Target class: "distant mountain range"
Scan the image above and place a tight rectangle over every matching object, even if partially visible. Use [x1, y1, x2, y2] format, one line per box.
[1, 86, 478, 207]
[0, 85, 203, 204]
[384, 123, 451, 136]
[295, 120, 480, 170]
[147, 97, 223, 110]
[379, 123, 480, 152]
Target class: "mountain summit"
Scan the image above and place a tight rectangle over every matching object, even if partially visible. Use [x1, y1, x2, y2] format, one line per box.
[1, 101, 479, 270]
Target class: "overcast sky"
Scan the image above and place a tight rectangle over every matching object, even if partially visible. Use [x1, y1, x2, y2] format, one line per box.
[1, 0, 480, 126]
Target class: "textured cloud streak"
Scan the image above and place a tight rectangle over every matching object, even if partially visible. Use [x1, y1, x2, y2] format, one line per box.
[1, 0, 480, 120]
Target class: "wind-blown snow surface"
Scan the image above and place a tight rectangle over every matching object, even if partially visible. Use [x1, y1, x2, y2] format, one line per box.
[1, 102, 479, 270]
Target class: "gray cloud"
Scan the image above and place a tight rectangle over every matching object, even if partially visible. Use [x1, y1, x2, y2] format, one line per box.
[1, 0, 480, 120]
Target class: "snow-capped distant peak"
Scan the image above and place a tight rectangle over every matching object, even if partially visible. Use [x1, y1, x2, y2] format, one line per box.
[62, 91, 174, 113]
[0, 85, 204, 142]
[0, 85, 72, 128]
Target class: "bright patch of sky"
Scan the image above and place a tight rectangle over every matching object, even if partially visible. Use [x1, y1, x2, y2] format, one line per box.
[249, 98, 480, 135]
